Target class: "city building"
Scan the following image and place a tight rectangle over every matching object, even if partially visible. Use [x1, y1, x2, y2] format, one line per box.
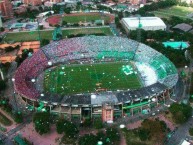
[121, 17, 166, 33]
[181, 0, 192, 4]
[130, 0, 146, 5]
[49, 0, 62, 3]
[23, 0, 42, 6]
[0, 0, 14, 19]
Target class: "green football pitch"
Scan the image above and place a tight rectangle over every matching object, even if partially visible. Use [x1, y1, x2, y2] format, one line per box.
[63, 14, 110, 23]
[44, 62, 142, 95]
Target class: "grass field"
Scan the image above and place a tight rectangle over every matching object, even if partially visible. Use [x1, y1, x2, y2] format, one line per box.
[4, 27, 113, 42]
[153, 6, 193, 19]
[63, 14, 110, 23]
[0, 112, 12, 126]
[44, 62, 142, 95]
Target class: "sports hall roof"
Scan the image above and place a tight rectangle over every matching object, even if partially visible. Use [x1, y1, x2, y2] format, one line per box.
[122, 17, 166, 30]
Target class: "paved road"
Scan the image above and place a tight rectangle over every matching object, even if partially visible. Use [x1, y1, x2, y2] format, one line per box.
[6, 25, 111, 33]
[166, 117, 193, 145]
[0, 132, 14, 145]
[0, 113, 32, 145]
[166, 57, 193, 145]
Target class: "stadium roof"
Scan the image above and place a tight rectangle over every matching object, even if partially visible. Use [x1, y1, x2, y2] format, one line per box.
[122, 17, 166, 30]
[38, 82, 167, 106]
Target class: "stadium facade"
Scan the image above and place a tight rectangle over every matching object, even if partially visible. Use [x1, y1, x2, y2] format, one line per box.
[121, 17, 166, 33]
[14, 36, 178, 123]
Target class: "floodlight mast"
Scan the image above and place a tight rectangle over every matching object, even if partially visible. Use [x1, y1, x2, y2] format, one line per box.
[132, 15, 142, 60]
[37, 18, 41, 46]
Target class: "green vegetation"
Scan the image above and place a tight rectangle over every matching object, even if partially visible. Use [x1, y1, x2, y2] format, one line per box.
[122, 119, 168, 145]
[33, 112, 51, 135]
[15, 49, 34, 66]
[56, 119, 79, 145]
[4, 45, 20, 52]
[129, 30, 189, 67]
[14, 112, 23, 123]
[44, 62, 141, 95]
[79, 134, 98, 145]
[0, 80, 6, 92]
[169, 103, 192, 124]
[4, 27, 113, 42]
[93, 118, 103, 129]
[153, 6, 193, 19]
[189, 128, 193, 136]
[56, 119, 79, 137]
[189, 73, 193, 102]
[78, 127, 120, 145]
[0, 112, 12, 126]
[41, 39, 50, 47]
[134, 0, 176, 16]
[63, 14, 109, 23]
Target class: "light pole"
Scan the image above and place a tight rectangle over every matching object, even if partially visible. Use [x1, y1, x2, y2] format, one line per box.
[12, 78, 18, 112]
[0, 61, 4, 80]
[37, 18, 41, 46]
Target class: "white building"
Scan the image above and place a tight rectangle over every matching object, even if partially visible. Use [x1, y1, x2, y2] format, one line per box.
[121, 17, 166, 32]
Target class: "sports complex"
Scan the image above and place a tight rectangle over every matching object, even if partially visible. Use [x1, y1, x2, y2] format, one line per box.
[13, 36, 178, 122]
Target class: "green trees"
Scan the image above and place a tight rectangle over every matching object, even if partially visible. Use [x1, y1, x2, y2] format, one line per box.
[189, 128, 193, 136]
[33, 112, 51, 135]
[0, 27, 4, 32]
[14, 112, 23, 123]
[93, 119, 103, 129]
[135, 0, 177, 16]
[56, 119, 79, 144]
[137, 128, 150, 141]
[79, 134, 98, 145]
[41, 39, 50, 47]
[129, 30, 189, 67]
[78, 127, 120, 145]
[132, 119, 167, 144]
[56, 119, 78, 138]
[52, 4, 60, 14]
[169, 103, 192, 124]
[15, 49, 34, 66]
[0, 80, 6, 92]
[62, 21, 67, 26]
[106, 127, 120, 143]
[64, 7, 71, 14]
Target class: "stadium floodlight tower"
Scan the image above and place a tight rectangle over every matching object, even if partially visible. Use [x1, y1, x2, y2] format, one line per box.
[52, 26, 63, 41]
[132, 14, 142, 60]
[0, 61, 4, 80]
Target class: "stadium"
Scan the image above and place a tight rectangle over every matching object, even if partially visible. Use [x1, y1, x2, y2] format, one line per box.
[13, 36, 178, 122]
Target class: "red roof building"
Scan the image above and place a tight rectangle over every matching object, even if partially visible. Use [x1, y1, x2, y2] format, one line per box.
[23, 0, 42, 6]
[0, 0, 13, 19]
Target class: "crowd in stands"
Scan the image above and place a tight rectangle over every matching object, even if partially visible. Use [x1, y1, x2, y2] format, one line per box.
[135, 43, 178, 88]
[14, 36, 178, 100]
[14, 51, 48, 99]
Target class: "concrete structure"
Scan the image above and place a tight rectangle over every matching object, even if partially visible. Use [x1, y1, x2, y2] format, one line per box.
[130, 0, 146, 5]
[0, 0, 13, 19]
[13, 36, 178, 123]
[23, 0, 42, 6]
[181, 0, 192, 4]
[121, 17, 166, 32]
[173, 23, 192, 32]
[0, 16, 2, 28]
[49, 0, 62, 2]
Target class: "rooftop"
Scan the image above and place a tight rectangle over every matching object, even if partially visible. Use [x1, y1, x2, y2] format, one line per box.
[173, 23, 192, 32]
[122, 17, 166, 28]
